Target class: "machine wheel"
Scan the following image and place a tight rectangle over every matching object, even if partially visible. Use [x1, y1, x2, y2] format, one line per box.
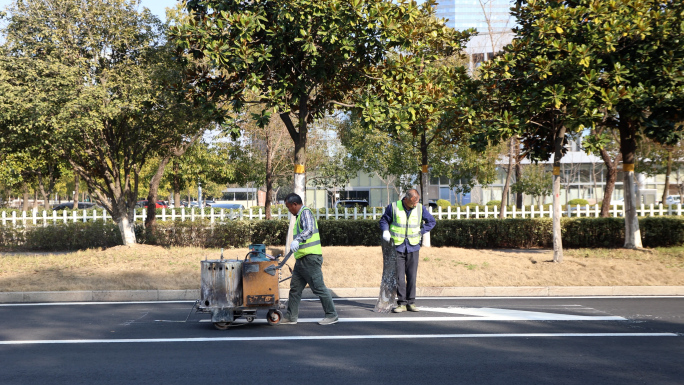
[213, 322, 231, 330]
[267, 309, 283, 326]
[245, 316, 255, 323]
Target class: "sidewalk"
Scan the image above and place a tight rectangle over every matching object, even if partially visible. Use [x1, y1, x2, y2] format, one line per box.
[2, 286, 683, 303]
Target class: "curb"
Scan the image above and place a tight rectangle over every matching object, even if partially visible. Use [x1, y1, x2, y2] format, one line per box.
[1, 286, 683, 304]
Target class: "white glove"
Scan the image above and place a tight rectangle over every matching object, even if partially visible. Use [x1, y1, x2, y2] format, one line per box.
[382, 230, 391, 242]
[290, 240, 299, 252]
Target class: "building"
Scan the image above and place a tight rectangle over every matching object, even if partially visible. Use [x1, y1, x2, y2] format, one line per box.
[434, 0, 516, 70]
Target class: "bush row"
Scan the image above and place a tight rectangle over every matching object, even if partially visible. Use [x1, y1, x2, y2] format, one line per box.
[2, 217, 684, 251]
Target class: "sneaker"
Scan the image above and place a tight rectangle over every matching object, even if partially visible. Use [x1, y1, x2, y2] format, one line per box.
[318, 316, 339, 325]
[279, 318, 297, 325]
[407, 304, 419, 312]
[392, 305, 406, 313]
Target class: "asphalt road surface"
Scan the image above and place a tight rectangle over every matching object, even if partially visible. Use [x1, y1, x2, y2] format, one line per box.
[1, 297, 682, 385]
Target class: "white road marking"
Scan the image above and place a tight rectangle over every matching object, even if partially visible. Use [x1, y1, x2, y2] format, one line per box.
[192, 307, 625, 323]
[0, 333, 677, 345]
[417, 306, 625, 320]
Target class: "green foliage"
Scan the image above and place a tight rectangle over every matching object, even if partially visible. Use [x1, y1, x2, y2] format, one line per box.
[511, 164, 553, 204]
[435, 199, 450, 209]
[567, 199, 589, 206]
[431, 219, 552, 248]
[4, 217, 684, 251]
[486, 200, 501, 206]
[0, 0, 217, 245]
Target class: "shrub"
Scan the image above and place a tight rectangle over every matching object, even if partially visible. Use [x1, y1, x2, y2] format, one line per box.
[486, 200, 501, 206]
[3, 216, 684, 251]
[567, 199, 589, 206]
[436, 199, 450, 209]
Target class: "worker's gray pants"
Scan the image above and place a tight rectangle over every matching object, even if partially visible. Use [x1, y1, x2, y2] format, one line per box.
[285, 254, 337, 321]
[396, 250, 420, 306]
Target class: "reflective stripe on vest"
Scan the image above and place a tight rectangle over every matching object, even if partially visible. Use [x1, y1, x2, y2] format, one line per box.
[294, 207, 322, 259]
[389, 200, 422, 246]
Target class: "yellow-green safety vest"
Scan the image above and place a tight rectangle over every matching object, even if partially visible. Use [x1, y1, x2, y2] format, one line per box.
[389, 200, 423, 246]
[294, 207, 322, 259]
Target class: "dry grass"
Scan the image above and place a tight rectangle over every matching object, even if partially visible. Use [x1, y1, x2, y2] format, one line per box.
[0, 245, 682, 292]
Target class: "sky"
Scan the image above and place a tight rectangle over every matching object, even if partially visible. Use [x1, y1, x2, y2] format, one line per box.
[0, 0, 181, 22]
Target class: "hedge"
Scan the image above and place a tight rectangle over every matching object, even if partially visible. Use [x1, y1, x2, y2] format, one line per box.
[2, 217, 684, 251]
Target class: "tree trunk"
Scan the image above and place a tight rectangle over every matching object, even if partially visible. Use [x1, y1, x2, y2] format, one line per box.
[32, 189, 38, 211]
[173, 160, 181, 208]
[145, 157, 172, 229]
[116, 215, 137, 246]
[37, 172, 51, 211]
[420, 132, 430, 247]
[73, 173, 80, 210]
[500, 136, 515, 219]
[619, 120, 643, 249]
[281, 104, 308, 253]
[552, 125, 567, 262]
[599, 149, 621, 217]
[265, 139, 274, 220]
[515, 138, 523, 208]
[21, 182, 29, 212]
[662, 150, 672, 205]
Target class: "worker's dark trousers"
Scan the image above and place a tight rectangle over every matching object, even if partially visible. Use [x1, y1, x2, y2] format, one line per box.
[396, 250, 420, 306]
[286, 254, 337, 321]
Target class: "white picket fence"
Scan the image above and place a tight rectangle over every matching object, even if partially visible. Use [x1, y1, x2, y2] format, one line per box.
[1, 203, 683, 227]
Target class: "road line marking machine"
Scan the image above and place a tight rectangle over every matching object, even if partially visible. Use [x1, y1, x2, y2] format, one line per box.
[197, 244, 292, 330]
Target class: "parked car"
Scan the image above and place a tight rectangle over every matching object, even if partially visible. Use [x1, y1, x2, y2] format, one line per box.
[135, 200, 167, 209]
[209, 203, 244, 210]
[665, 195, 681, 205]
[52, 202, 98, 211]
[427, 200, 438, 209]
[335, 199, 369, 208]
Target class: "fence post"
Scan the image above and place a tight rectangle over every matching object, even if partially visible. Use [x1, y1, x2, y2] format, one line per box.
[353, 207, 357, 220]
[363, 207, 367, 220]
[191, 208, 195, 222]
[12, 210, 17, 227]
[511, 205, 515, 218]
[466, 206, 470, 219]
[447, 206, 452, 220]
[161, 208, 166, 222]
[456, 206, 461, 220]
[210, 207, 215, 224]
[1, 211, 5, 226]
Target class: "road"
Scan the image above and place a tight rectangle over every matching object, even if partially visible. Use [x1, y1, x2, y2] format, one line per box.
[0, 297, 682, 385]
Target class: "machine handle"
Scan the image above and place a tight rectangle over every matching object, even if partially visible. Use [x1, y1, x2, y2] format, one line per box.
[277, 250, 294, 269]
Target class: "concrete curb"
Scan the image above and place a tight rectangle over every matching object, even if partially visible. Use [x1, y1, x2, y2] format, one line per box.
[1, 286, 683, 304]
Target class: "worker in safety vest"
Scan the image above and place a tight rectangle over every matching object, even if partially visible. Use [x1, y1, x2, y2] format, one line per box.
[379, 189, 436, 313]
[280, 193, 338, 326]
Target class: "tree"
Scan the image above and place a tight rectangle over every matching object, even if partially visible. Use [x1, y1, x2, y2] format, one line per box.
[571, 0, 684, 248]
[0, 0, 210, 245]
[476, 1, 597, 262]
[478, 0, 684, 254]
[171, 0, 422, 206]
[583, 127, 622, 216]
[511, 163, 552, 206]
[356, 1, 474, 211]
